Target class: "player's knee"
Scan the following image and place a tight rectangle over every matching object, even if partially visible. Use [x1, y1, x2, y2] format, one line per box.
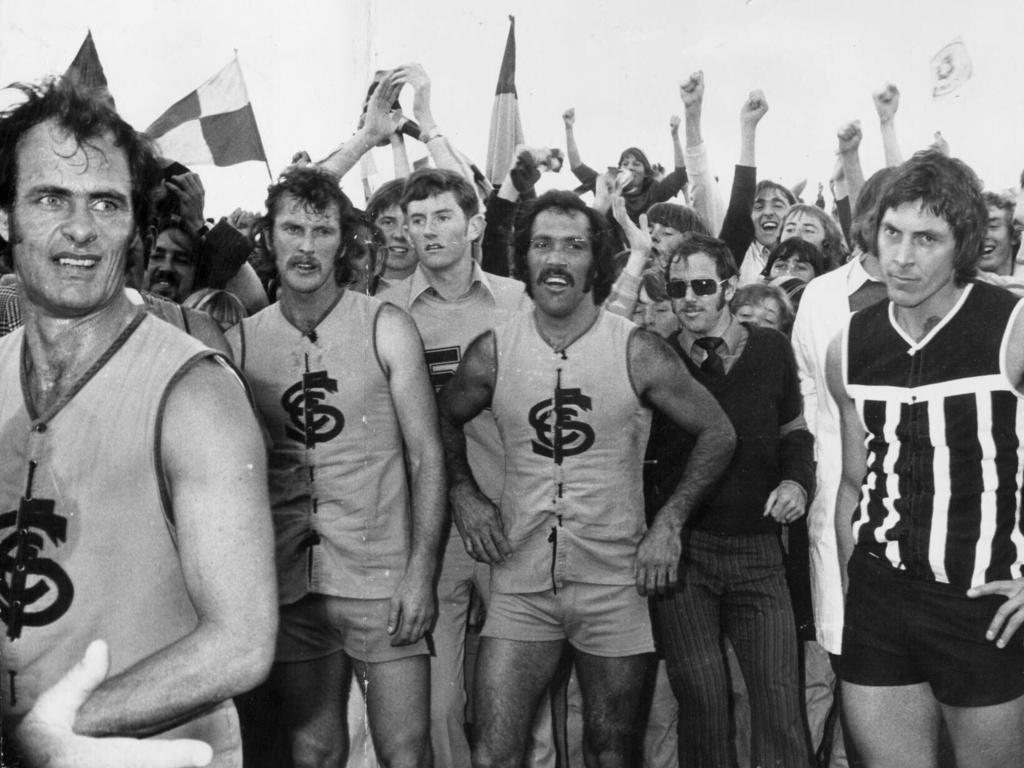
[289, 727, 344, 768]
[375, 726, 431, 768]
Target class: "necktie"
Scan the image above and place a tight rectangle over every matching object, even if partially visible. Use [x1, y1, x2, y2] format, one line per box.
[695, 336, 725, 377]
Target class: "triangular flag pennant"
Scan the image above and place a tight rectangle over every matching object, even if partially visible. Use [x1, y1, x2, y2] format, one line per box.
[64, 31, 115, 108]
[931, 38, 972, 99]
[485, 16, 526, 185]
[145, 58, 268, 167]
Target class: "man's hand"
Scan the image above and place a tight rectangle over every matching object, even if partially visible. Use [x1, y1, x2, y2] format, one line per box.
[226, 208, 258, 239]
[873, 83, 900, 123]
[967, 578, 1024, 648]
[562, 107, 575, 129]
[669, 114, 681, 136]
[611, 198, 651, 255]
[14, 641, 213, 768]
[450, 482, 512, 564]
[290, 150, 312, 165]
[387, 572, 436, 646]
[363, 73, 404, 142]
[634, 519, 681, 596]
[679, 70, 704, 111]
[166, 172, 206, 235]
[763, 480, 807, 524]
[593, 170, 616, 213]
[740, 89, 769, 126]
[837, 119, 862, 154]
[930, 130, 950, 156]
[392, 62, 429, 91]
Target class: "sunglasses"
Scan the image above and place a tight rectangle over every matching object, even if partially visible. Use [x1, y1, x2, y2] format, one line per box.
[665, 278, 727, 298]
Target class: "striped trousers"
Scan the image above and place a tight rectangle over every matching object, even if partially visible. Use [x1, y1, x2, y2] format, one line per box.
[654, 529, 811, 767]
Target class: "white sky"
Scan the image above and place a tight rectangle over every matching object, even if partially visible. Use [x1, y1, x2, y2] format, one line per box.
[3, 0, 1023, 216]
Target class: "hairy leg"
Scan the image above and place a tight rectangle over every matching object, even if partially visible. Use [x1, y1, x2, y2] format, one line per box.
[271, 652, 352, 768]
[470, 637, 564, 768]
[573, 650, 652, 768]
[356, 655, 431, 768]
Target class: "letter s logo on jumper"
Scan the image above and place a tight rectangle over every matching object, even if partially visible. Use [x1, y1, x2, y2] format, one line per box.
[528, 387, 595, 463]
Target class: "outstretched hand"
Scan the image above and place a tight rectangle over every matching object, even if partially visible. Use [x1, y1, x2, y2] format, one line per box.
[612, 198, 651, 255]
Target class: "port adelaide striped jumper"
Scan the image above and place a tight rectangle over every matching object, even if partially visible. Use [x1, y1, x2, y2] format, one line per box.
[842, 281, 1024, 588]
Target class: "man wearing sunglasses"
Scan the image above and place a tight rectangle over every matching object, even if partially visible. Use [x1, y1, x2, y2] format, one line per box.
[438, 190, 735, 767]
[646, 232, 813, 766]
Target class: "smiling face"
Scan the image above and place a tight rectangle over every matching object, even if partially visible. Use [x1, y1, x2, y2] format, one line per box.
[780, 210, 826, 248]
[404, 191, 482, 276]
[979, 204, 1014, 275]
[144, 227, 196, 302]
[751, 186, 791, 248]
[270, 193, 343, 298]
[526, 209, 595, 319]
[669, 251, 735, 337]
[1, 119, 134, 319]
[878, 201, 959, 317]
[374, 203, 416, 277]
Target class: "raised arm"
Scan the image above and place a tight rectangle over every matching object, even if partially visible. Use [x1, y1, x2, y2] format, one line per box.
[392, 63, 466, 178]
[604, 199, 651, 318]
[873, 82, 903, 168]
[73, 359, 276, 737]
[680, 70, 725, 233]
[437, 330, 512, 565]
[718, 90, 768, 262]
[836, 119, 864, 209]
[825, 332, 865, 594]
[563, 107, 582, 171]
[376, 304, 447, 645]
[629, 330, 736, 595]
[319, 74, 403, 179]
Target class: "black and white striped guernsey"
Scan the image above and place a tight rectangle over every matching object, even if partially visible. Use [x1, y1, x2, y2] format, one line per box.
[843, 281, 1024, 589]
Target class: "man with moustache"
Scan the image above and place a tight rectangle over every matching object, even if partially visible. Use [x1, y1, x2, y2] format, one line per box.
[142, 218, 200, 303]
[827, 150, 1024, 766]
[226, 164, 445, 768]
[0, 78, 276, 766]
[438, 190, 735, 767]
[379, 167, 531, 768]
[646, 232, 813, 766]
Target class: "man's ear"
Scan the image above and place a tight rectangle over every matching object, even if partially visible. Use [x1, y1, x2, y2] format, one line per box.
[467, 213, 485, 242]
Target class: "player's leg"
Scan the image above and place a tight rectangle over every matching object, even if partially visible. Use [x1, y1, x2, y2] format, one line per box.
[272, 652, 352, 768]
[841, 682, 939, 767]
[273, 595, 352, 768]
[942, 694, 1024, 767]
[574, 651, 650, 768]
[357, 655, 432, 768]
[470, 636, 565, 768]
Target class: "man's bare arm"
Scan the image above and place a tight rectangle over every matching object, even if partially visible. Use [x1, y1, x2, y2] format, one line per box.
[73, 359, 277, 736]
[873, 82, 903, 168]
[825, 332, 866, 594]
[376, 304, 447, 645]
[319, 75, 403, 179]
[629, 330, 736, 595]
[437, 330, 511, 564]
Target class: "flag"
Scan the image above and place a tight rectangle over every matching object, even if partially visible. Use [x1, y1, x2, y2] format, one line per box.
[65, 30, 115, 108]
[485, 16, 525, 184]
[145, 58, 267, 167]
[931, 38, 972, 98]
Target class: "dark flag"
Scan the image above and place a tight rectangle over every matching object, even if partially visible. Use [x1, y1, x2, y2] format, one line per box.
[64, 30, 115, 108]
[485, 15, 526, 185]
